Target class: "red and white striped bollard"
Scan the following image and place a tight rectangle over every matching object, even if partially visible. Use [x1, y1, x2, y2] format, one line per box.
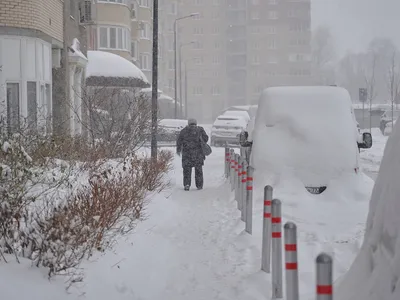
[261, 185, 273, 273]
[316, 253, 333, 300]
[271, 198, 283, 299]
[245, 166, 254, 234]
[284, 222, 299, 300]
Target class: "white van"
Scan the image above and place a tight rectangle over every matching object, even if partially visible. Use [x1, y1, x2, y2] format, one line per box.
[243, 86, 372, 195]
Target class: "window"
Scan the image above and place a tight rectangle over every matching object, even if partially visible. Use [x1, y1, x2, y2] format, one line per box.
[251, 11, 259, 20]
[140, 23, 151, 39]
[27, 82, 37, 130]
[214, 41, 221, 49]
[250, 26, 260, 34]
[212, 56, 221, 65]
[195, 0, 203, 5]
[6, 83, 20, 134]
[139, 0, 150, 7]
[252, 41, 260, 49]
[193, 27, 204, 35]
[193, 86, 203, 95]
[99, 27, 108, 48]
[266, 26, 277, 34]
[212, 27, 220, 34]
[193, 41, 203, 50]
[140, 53, 151, 70]
[98, 26, 131, 50]
[211, 86, 220, 95]
[131, 2, 137, 19]
[269, 0, 277, 4]
[289, 22, 310, 32]
[252, 55, 260, 65]
[267, 39, 277, 49]
[289, 53, 311, 62]
[252, 0, 260, 5]
[109, 28, 117, 48]
[268, 11, 278, 19]
[45, 84, 51, 132]
[131, 41, 138, 59]
[79, 0, 92, 23]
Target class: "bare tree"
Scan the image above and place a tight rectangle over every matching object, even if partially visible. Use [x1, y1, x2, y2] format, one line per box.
[71, 86, 153, 158]
[312, 26, 336, 84]
[362, 51, 378, 131]
[387, 49, 400, 124]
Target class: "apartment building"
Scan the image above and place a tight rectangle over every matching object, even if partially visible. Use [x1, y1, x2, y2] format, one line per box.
[83, 0, 153, 81]
[246, 0, 312, 104]
[157, 0, 312, 122]
[0, 0, 87, 136]
[166, 0, 226, 122]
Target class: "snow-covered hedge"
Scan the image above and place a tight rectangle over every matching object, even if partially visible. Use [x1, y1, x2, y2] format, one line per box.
[0, 133, 172, 281]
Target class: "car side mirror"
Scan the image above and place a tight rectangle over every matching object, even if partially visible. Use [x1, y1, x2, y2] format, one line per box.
[358, 132, 373, 149]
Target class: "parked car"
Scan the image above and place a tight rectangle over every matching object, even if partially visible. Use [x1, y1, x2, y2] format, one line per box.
[157, 119, 187, 143]
[210, 116, 248, 147]
[380, 110, 400, 133]
[241, 86, 372, 195]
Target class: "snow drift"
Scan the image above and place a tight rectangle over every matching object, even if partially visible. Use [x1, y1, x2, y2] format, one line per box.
[336, 108, 400, 300]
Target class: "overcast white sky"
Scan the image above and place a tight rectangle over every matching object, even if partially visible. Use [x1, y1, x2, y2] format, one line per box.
[311, 0, 400, 57]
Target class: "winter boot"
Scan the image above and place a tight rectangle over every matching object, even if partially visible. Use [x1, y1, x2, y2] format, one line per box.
[184, 185, 190, 191]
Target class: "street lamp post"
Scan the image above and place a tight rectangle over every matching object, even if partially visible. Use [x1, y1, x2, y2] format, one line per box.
[174, 13, 199, 119]
[151, 0, 159, 160]
[179, 41, 195, 118]
[183, 58, 196, 119]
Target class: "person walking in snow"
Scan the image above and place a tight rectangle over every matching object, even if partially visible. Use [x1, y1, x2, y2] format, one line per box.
[176, 118, 209, 191]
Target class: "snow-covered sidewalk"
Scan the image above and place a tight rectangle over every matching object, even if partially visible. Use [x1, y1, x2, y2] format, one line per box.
[81, 147, 261, 300]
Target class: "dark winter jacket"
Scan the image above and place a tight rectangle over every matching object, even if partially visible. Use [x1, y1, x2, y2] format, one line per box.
[176, 125, 209, 168]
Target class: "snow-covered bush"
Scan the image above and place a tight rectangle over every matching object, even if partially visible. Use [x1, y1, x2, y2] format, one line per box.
[0, 132, 172, 281]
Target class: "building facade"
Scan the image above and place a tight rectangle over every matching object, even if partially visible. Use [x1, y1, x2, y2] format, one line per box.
[157, 0, 312, 123]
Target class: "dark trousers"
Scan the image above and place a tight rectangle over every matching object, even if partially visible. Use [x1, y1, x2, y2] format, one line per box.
[183, 166, 203, 188]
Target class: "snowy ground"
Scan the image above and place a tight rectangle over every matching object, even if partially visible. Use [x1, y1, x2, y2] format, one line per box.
[0, 127, 389, 300]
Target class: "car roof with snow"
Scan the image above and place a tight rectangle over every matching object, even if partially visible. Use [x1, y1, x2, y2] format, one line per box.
[159, 119, 187, 129]
[222, 110, 250, 120]
[213, 116, 247, 128]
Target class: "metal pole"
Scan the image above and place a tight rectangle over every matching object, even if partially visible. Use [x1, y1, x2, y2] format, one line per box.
[262, 185, 273, 273]
[362, 100, 365, 129]
[230, 149, 235, 188]
[150, 0, 159, 160]
[184, 61, 188, 118]
[316, 253, 333, 300]
[284, 222, 299, 300]
[225, 146, 230, 178]
[271, 199, 283, 299]
[179, 46, 183, 118]
[235, 155, 242, 202]
[240, 160, 247, 220]
[173, 19, 178, 119]
[369, 99, 372, 133]
[245, 166, 253, 234]
[234, 154, 239, 197]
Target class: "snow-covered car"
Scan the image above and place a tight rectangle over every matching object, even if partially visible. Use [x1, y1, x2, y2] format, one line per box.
[222, 110, 250, 123]
[157, 119, 187, 142]
[248, 86, 372, 195]
[210, 116, 247, 147]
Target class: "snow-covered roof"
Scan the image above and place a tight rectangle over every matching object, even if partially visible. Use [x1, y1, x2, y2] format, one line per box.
[86, 50, 149, 88]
